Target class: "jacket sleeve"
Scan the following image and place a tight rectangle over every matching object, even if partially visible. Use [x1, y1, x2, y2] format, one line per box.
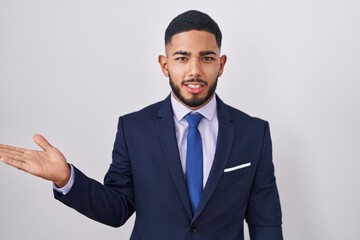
[246, 122, 283, 240]
[54, 117, 135, 227]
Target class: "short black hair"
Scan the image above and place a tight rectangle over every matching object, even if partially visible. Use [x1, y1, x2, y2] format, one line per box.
[165, 10, 222, 48]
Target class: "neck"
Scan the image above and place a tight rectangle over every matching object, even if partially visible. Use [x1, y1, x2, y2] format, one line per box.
[172, 92, 215, 111]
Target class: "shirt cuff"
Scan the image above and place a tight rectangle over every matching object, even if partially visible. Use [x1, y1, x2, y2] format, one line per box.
[52, 164, 75, 195]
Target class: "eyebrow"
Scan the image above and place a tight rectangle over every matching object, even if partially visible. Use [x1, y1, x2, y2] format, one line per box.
[172, 50, 217, 56]
[172, 50, 190, 56]
[199, 51, 217, 56]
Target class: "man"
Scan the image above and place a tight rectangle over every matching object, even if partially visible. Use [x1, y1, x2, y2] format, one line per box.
[0, 10, 283, 239]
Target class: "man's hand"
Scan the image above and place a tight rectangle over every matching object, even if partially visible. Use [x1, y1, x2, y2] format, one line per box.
[0, 134, 70, 188]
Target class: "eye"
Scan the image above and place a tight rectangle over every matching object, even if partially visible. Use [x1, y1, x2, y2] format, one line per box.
[175, 57, 188, 62]
[202, 56, 215, 62]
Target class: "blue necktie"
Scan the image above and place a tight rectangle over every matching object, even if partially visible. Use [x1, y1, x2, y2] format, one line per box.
[185, 113, 203, 213]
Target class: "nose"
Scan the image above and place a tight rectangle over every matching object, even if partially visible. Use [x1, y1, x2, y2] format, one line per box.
[187, 58, 202, 78]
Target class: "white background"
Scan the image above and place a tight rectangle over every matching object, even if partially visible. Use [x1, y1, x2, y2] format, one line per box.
[1, 1, 359, 239]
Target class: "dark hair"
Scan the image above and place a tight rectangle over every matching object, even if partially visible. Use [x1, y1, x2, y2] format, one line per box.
[165, 10, 222, 48]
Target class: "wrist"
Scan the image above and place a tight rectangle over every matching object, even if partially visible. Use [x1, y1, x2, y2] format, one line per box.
[54, 164, 71, 188]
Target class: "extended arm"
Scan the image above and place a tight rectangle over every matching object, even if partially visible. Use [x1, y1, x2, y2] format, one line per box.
[0, 119, 135, 227]
[53, 117, 135, 227]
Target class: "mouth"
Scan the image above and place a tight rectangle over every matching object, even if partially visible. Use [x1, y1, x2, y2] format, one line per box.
[183, 79, 206, 94]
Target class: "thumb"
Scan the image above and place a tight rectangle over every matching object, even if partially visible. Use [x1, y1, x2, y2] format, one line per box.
[33, 134, 53, 152]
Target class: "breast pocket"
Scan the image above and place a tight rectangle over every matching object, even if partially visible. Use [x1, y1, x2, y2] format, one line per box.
[222, 162, 252, 179]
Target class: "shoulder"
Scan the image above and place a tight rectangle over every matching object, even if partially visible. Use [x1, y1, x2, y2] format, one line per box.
[118, 96, 170, 126]
[217, 96, 268, 127]
[218, 100, 271, 146]
[124, 100, 162, 118]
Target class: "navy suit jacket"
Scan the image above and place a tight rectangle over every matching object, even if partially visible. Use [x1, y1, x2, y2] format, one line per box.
[55, 95, 283, 240]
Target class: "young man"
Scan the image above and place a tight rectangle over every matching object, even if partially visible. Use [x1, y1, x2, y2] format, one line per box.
[0, 10, 283, 239]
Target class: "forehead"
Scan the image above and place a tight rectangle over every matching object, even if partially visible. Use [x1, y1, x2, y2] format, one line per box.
[166, 30, 220, 54]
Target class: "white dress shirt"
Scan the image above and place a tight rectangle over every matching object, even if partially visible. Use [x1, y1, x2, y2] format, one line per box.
[170, 93, 218, 188]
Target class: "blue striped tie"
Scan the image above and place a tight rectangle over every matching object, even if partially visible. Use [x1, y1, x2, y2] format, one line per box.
[185, 113, 203, 213]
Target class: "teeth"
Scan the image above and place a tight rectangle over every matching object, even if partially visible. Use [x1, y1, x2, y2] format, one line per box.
[188, 84, 201, 89]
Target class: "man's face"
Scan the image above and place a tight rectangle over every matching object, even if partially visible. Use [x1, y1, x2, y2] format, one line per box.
[159, 30, 227, 110]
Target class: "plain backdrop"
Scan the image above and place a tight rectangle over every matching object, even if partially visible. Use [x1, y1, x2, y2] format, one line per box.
[1, 1, 359, 239]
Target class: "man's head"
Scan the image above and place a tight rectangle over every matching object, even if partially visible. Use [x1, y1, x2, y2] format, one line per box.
[159, 10, 227, 110]
[164, 10, 222, 48]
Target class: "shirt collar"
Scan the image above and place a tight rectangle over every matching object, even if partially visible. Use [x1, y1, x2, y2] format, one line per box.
[171, 92, 217, 122]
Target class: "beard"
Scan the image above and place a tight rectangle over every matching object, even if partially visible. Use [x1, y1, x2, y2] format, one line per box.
[169, 75, 218, 108]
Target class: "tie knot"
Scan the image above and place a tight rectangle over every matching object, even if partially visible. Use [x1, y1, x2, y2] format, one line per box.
[185, 113, 203, 128]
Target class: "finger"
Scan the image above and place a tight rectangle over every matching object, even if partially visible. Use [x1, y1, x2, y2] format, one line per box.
[33, 134, 53, 152]
[0, 149, 24, 161]
[0, 146, 37, 164]
[0, 144, 27, 155]
[0, 150, 14, 159]
[0, 155, 31, 173]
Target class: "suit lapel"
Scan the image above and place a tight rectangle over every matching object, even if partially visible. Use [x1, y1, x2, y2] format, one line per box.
[156, 96, 193, 217]
[192, 97, 235, 222]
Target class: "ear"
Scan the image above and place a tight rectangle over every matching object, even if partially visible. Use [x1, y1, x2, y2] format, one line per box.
[158, 55, 169, 77]
[218, 54, 227, 77]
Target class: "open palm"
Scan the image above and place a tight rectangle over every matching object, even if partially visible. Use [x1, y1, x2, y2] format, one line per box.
[0, 134, 70, 187]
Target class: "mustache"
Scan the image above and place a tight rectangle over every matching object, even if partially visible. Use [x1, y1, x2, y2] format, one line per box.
[182, 78, 207, 85]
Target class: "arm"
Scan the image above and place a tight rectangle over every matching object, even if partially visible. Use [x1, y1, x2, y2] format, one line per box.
[0, 117, 135, 227]
[54, 117, 135, 227]
[246, 123, 283, 240]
